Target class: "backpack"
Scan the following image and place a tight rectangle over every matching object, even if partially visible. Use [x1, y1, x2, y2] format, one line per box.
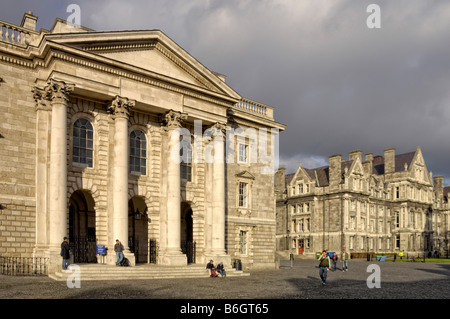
[121, 257, 130, 267]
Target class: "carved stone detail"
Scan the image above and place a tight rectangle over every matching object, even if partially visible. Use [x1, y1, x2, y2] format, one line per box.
[163, 110, 188, 130]
[107, 95, 136, 119]
[44, 79, 75, 103]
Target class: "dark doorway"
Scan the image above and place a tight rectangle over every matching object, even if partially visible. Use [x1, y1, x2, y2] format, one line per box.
[181, 203, 195, 264]
[128, 197, 149, 264]
[69, 190, 96, 263]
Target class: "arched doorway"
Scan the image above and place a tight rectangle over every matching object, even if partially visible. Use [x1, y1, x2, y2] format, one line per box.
[181, 202, 195, 264]
[69, 190, 96, 263]
[128, 197, 149, 264]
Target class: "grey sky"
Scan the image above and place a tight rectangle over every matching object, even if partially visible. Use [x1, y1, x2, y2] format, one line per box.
[3, 0, 450, 184]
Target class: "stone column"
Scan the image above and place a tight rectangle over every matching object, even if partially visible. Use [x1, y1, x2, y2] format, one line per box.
[211, 123, 227, 255]
[31, 86, 52, 258]
[107, 95, 136, 266]
[44, 79, 74, 272]
[161, 110, 188, 266]
[203, 123, 231, 267]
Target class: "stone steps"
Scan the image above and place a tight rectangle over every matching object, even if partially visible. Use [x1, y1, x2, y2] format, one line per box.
[49, 263, 249, 281]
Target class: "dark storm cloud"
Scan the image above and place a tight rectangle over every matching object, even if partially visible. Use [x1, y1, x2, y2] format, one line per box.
[3, 0, 450, 183]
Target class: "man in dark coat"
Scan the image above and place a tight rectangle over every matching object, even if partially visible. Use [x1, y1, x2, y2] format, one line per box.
[61, 237, 70, 270]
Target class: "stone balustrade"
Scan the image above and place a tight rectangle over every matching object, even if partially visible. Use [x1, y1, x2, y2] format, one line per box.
[0, 21, 30, 46]
[234, 98, 274, 119]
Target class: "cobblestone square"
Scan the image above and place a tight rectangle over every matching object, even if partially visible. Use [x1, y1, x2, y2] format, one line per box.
[1, 259, 449, 300]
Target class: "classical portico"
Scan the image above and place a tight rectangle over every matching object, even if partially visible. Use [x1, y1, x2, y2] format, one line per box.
[1, 12, 286, 275]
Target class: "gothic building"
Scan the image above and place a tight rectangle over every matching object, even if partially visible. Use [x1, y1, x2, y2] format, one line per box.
[0, 12, 285, 274]
[276, 147, 450, 258]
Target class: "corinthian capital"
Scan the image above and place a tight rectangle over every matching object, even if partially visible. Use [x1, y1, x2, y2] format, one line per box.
[44, 79, 75, 103]
[107, 95, 136, 119]
[163, 110, 188, 130]
[32, 86, 51, 111]
[210, 122, 228, 135]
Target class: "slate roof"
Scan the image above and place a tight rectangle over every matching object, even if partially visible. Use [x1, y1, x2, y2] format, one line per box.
[286, 151, 417, 187]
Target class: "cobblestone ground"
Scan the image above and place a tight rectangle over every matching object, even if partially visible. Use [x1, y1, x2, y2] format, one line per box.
[0, 259, 449, 300]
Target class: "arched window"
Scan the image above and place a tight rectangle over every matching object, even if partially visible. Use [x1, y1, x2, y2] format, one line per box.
[180, 139, 192, 182]
[130, 130, 147, 175]
[73, 118, 94, 167]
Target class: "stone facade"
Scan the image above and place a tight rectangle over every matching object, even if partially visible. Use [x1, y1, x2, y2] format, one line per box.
[0, 13, 285, 273]
[276, 147, 450, 258]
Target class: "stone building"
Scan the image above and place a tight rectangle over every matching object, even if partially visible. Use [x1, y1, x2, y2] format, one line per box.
[276, 147, 450, 258]
[0, 12, 285, 273]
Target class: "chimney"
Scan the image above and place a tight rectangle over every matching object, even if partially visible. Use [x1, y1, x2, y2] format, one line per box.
[275, 167, 286, 191]
[363, 153, 373, 175]
[21, 11, 38, 32]
[433, 176, 444, 202]
[328, 154, 342, 189]
[349, 149, 362, 163]
[373, 155, 383, 165]
[384, 148, 395, 174]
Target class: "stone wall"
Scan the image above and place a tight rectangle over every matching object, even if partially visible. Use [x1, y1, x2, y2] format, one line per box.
[0, 62, 37, 256]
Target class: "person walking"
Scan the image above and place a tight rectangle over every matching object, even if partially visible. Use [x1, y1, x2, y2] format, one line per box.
[114, 239, 124, 266]
[61, 237, 70, 270]
[331, 252, 338, 270]
[318, 250, 330, 285]
[341, 249, 349, 272]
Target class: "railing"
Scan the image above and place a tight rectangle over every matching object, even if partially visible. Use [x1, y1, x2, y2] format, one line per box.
[0, 256, 49, 276]
[234, 98, 270, 117]
[0, 21, 31, 46]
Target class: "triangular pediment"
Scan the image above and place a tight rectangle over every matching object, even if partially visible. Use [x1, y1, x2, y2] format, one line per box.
[88, 42, 216, 90]
[236, 171, 255, 180]
[44, 28, 241, 99]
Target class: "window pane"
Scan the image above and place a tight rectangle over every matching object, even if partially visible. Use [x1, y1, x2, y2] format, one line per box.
[130, 130, 147, 175]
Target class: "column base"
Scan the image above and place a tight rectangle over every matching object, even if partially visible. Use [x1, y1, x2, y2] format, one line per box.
[159, 249, 187, 266]
[33, 244, 62, 274]
[106, 249, 136, 267]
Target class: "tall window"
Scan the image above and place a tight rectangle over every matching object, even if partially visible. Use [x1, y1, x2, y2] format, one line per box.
[238, 143, 248, 163]
[130, 130, 147, 175]
[180, 139, 192, 181]
[73, 118, 93, 167]
[395, 211, 400, 228]
[238, 182, 248, 208]
[239, 230, 248, 255]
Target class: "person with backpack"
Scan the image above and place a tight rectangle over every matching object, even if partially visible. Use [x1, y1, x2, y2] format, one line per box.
[318, 250, 330, 285]
[114, 239, 124, 266]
